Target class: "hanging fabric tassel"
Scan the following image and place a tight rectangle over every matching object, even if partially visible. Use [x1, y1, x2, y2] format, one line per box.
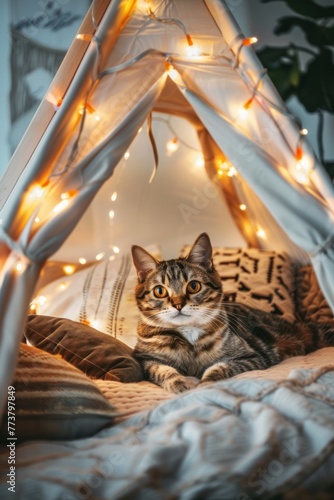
[147, 112, 159, 183]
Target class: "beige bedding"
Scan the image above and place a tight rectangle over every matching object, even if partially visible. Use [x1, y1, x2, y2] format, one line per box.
[95, 346, 334, 421]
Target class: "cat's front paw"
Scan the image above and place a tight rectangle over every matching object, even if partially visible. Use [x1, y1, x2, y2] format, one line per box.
[199, 363, 229, 386]
[164, 375, 199, 394]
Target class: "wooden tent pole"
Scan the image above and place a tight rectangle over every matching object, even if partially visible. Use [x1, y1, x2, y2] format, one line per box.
[0, 0, 113, 212]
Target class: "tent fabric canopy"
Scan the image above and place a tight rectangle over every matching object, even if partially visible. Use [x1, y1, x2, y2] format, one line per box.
[0, 0, 334, 417]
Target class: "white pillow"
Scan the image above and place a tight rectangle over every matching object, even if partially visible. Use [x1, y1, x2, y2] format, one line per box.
[32, 245, 161, 348]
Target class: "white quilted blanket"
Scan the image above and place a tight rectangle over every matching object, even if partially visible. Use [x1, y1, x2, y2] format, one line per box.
[1, 348, 334, 499]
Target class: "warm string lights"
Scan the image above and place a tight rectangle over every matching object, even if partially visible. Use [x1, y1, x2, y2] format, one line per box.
[49, 0, 311, 192]
[21, 0, 315, 290]
[290, 128, 313, 185]
[237, 69, 267, 122]
[148, 8, 195, 54]
[154, 115, 202, 171]
[233, 36, 258, 69]
[219, 162, 248, 213]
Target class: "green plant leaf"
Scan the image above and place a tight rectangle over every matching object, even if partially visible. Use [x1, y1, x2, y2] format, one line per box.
[296, 49, 334, 113]
[261, 0, 334, 19]
[275, 16, 334, 46]
[256, 46, 300, 100]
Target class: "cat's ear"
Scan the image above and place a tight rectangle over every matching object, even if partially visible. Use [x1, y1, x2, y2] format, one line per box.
[186, 233, 213, 271]
[132, 245, 158, 282]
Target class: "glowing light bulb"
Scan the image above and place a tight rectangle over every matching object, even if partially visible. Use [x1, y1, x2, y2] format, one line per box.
[79, 102, 95, 115]
[61, 191, 76, 200]
[186, 44, 201, 58]
[46, 94, 63, 110]
[227, 166, 237, 177]
[195, 155, 205, 168]
[256, 227, 266, 239]
[111, 192, 117, 202]
[95, 114, 101, 121]
[76, 34, 93, 42]
[36, 295, 47, 306]
[28, 185, 45, 202]
[237, 105, 250, 121]
[53, 191, 76, 214]
[63, 265, 75, 275]
[96, 252, 105, 261]
[166, 138, 179, 154]
[109, 210, 115, 220]
[113, 245, 120, 254]
[138, 0, 150, 10]
[59, 282, 69, 291]
[91, 319, 102, 330]
[79, 257, 87, 265]
[217, 169, 224, 177]
[292, 155, 312, 185]
[242, 37, 258, 46]
[81, 319, 91, 326]
[35, 217, 40, 223]
[165, 62, 179, 81]
[237, 96, 254, 121]
[124, 151, 130, 160]
[239, 204, 247, 211]
[53, 199, 69, 213]
[15, 262, 24, 273]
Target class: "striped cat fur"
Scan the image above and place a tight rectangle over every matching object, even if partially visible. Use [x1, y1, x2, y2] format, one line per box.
[132, 233, 334, 393]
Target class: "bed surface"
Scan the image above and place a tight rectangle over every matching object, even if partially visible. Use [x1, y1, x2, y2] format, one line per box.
[1, 347, 334, 499]
[2, 248, 334, 498]
[95, 346, 334, 420]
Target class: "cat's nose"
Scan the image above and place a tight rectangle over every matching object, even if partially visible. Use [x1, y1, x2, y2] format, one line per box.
[171, 296, 186, 311]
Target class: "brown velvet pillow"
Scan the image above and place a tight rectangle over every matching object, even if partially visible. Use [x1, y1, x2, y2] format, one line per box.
[25, 315, 144, 383]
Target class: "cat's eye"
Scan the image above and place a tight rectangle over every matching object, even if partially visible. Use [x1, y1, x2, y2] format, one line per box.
[153, 285, 168, 298]
[187, 281, 201, 294]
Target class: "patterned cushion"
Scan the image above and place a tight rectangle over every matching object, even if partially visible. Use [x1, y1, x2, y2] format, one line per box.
[295, 265, 334, 325]
[0, 344, 116, 442]
[180, 245, 296, 323]
[25, 315, 144, 382]
[31, 244, 161, 348]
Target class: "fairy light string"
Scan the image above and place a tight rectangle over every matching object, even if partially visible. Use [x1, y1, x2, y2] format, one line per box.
[23, 0, 316, 265]
[48, 0, 309, 187]
[148, 7, 194, 48]
[233, 36, 258, 69]
[24, 0, 328, 321]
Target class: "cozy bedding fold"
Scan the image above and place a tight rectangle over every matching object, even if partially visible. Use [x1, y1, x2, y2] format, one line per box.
[1, 348, 334, 499]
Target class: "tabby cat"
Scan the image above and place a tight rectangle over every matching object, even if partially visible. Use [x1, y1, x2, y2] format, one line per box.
[132, 233, 334, 393]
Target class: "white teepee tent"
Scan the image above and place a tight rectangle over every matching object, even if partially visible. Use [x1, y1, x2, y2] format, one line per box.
[0, 0, 334, 417]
